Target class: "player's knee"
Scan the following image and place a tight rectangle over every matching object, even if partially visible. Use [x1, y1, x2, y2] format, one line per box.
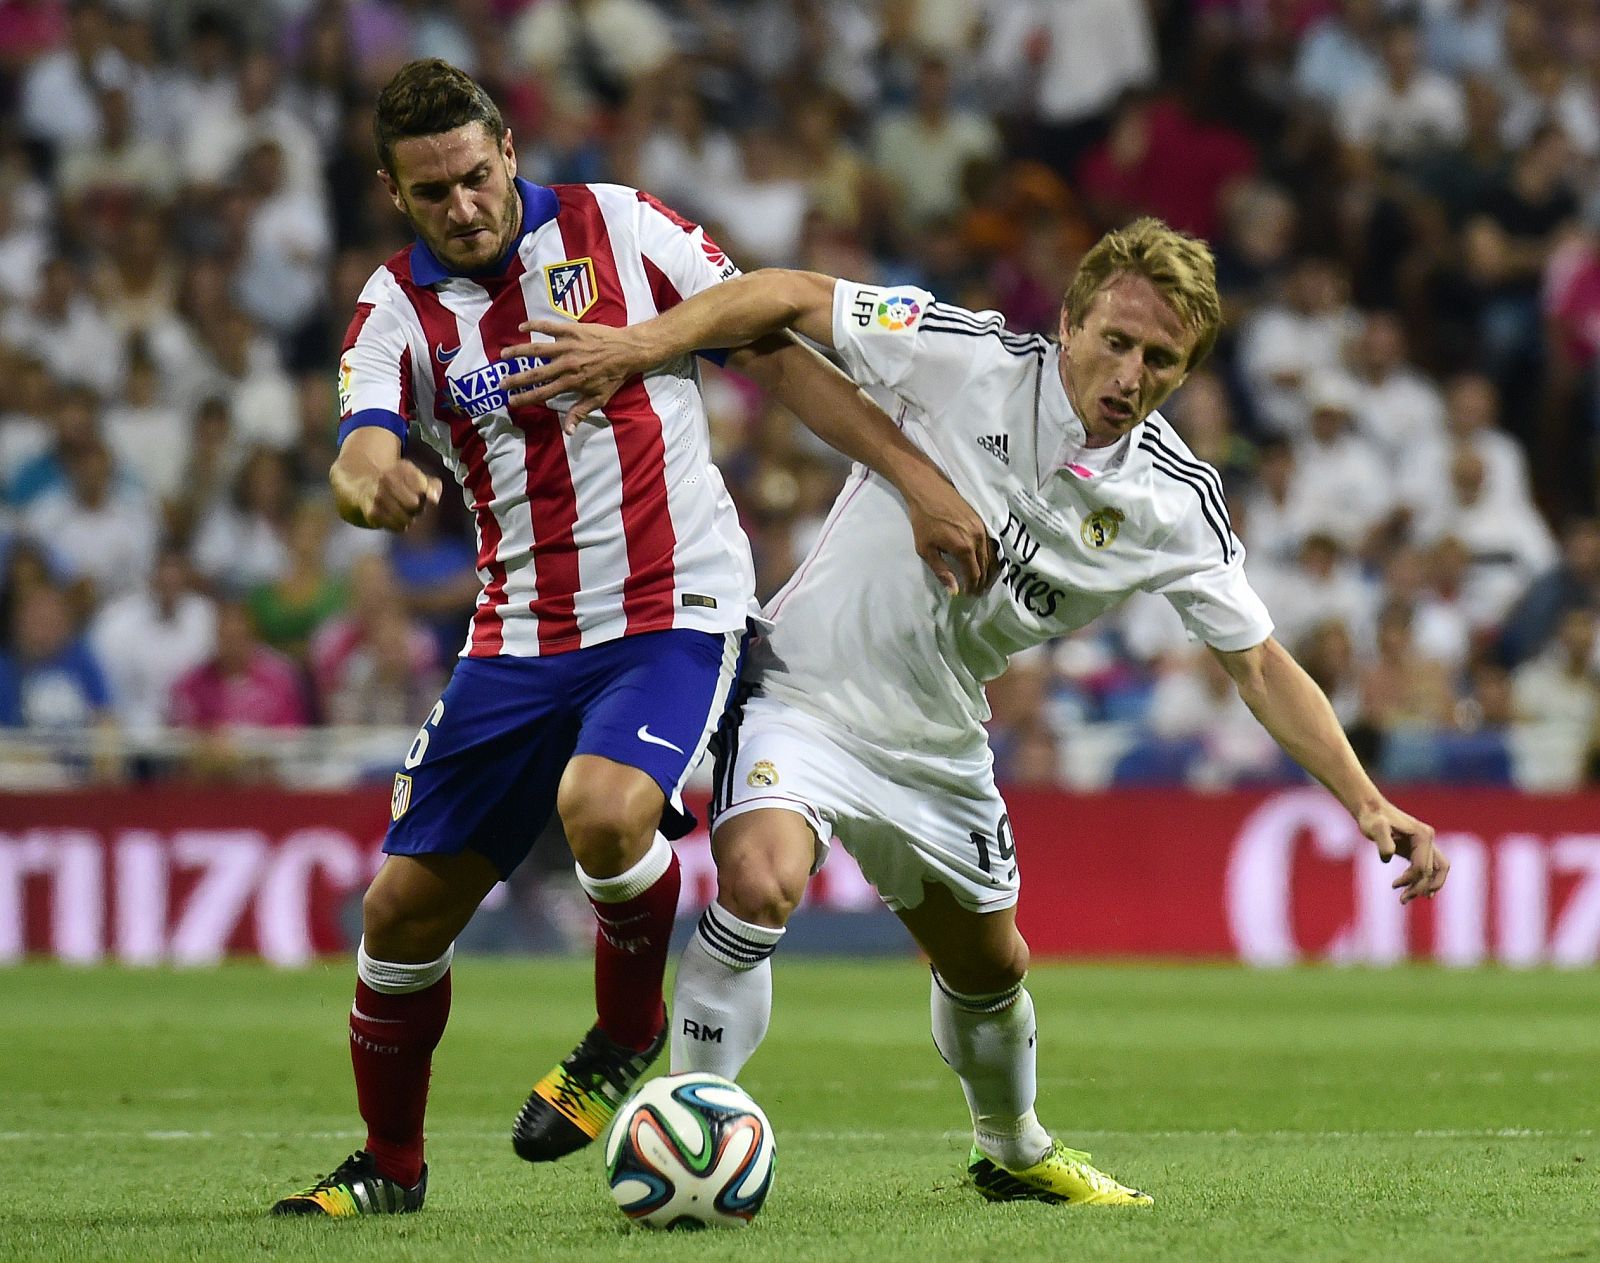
[720, 864, 806, 928]
[716, 853, 805, 929]
[361, 883, 452, 960]
[938, 932, 1029, 996]
[562, 808, 648, 875]
[559, 778, 658, 876]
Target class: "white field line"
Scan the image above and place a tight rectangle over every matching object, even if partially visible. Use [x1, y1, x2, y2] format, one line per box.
[0, 1127, 1590, 1143]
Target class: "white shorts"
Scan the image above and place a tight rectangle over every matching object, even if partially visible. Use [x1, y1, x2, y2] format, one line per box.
[709, 694, 1019, 913]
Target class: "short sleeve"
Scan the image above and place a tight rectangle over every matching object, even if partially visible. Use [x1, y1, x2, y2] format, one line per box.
[337, 291, 414, 446]
[1144, 514, 1274, 652]
[830, 281, 997, 416]
[634, 190, 741, 306]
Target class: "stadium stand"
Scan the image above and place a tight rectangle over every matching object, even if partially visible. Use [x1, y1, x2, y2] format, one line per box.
[0, 0, 1595, 792]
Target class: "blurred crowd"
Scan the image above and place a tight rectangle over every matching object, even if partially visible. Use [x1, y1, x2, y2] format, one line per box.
[0, 0, 1598, 790]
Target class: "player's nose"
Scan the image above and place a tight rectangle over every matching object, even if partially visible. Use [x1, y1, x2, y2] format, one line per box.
[446, 186, 476, 224]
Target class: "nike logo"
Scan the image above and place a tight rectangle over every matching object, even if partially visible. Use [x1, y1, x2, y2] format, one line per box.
[594, 912, 649, 929]
[351, 1006, 406, 1025]
[434, 342, 460, 363]
[636, 725, 684, 754]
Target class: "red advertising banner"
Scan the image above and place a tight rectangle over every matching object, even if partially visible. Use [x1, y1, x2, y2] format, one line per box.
[1008, 785, 1600, 966]
[4, 786, 1600, 966]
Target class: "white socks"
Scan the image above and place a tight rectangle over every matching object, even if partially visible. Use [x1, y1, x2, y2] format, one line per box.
[357, 938, 454, 994]
[669, 901, 785, 1078]
[930, 969, 1051, 1170]
[575, 833, 673, 901]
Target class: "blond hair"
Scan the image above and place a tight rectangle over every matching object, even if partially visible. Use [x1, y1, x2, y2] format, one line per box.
[1062, 217, 1221, 370]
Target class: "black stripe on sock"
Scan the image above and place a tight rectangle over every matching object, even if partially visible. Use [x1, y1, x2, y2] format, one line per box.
[697, 908, 775, 965]
[931, 966, 1023, 1013]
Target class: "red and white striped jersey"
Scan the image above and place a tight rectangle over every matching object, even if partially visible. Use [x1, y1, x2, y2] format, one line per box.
[337, 178, 755, 658]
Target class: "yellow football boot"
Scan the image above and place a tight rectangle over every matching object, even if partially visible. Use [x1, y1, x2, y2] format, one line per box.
[968, 1139, 1154, 1206]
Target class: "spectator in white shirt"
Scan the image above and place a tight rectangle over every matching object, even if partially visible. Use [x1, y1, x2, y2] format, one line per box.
[55, 81, 178, 233]
[1337, 18, 1466, 163]
[1346, 310, 1446, 462]
[1237, 256, 1361, 438]
[24, 437, 156, 602]
[979, 0, 1157, 137]
[100, 349, 188, 505]
[631, 83, 743, 228]
[179, 50, 324, 207]
[0, 186, 48, 304]
[1422, 0, 1506, 79]
[1510, 605, 1599, 789]
[190, 446, 295, 593]
[1413, 444, 1556, 624]
[1289, 371, 1397, 556]
[1293, 0, 1385, 109]
[234, 138, 331, 338]
[190, 307, 298, 452]
[871, 53, 1002, 228]
[0, 257, 123, 399]
[511, 0, 675, 110]
[1399, 371, 1530, 522]
[17, 0, 127, 158]
[1250, 532, 1378, 658]
[89, 542, 216, 734]
[1501, 54, 1600, 158]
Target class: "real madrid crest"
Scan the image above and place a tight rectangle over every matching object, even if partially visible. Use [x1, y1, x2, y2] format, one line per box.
[746, 760, 779, 788]
[1080, 506, 1125, 550]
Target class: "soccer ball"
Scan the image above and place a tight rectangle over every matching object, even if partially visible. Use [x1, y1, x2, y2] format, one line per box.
[603, 1072, 776, 1230]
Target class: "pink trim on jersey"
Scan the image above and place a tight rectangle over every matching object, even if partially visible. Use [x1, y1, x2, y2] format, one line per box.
[557, 184, 678, 636]
[387, 258, 510, 656]
[766, 468, 875, 623]
[477, 258, 584, 653]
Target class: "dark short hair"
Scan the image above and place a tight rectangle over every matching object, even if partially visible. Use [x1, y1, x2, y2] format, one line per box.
[373, 59, 505, 175]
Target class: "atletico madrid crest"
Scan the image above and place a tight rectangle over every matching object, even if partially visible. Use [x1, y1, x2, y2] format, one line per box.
[545, 257, 597, 319]
[391, 773, 413, 821]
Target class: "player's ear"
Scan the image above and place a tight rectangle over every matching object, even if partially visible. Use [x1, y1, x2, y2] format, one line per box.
[1056, 304, 1074, 348]
[501, 128, 517, 178]
[377, 168, 404, 214]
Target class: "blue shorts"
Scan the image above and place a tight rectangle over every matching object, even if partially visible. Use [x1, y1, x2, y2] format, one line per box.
[384, 627, 743, 879]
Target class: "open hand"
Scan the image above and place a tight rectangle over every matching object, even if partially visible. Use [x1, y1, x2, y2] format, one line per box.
[499, 317, 647, 433]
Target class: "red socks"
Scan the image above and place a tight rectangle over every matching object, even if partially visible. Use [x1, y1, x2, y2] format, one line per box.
[580, 838, 680, 1051]
[350, 952, 453, 1187]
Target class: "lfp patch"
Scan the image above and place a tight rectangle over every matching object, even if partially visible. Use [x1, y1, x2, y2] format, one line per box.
[876, 294, 920, 331]
[545, 258, 597, 319]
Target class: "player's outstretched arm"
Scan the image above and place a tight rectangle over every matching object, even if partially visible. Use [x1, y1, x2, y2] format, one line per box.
[500, 270, 837, 430]
[728, 331, 997, 595]
[1211, 637, 1449, 904]
[330, 426, 442, 532]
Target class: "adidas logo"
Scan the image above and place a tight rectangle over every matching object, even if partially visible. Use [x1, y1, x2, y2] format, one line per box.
[977, 433, 1010, 464]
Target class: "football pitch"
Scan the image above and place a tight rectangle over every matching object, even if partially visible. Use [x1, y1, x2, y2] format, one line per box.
[2, 960, 1595, 1263]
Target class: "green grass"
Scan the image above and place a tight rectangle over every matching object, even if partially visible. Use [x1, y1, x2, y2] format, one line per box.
[1, 961, 1597, 1262]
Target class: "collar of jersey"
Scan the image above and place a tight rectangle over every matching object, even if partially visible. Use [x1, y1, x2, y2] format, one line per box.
[408, 178, 559, 286]
[1038, 345, 1142, 485]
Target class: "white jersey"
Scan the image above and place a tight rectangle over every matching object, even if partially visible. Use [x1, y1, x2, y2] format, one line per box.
[338, 179, 755, 658]
[752, 280, 1275, 762]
